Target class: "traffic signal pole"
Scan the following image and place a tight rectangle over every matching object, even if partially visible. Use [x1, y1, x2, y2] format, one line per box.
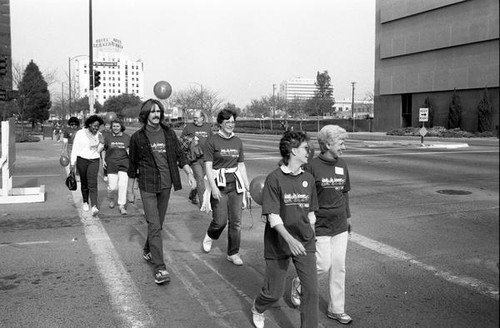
[88, 0, 94, 116]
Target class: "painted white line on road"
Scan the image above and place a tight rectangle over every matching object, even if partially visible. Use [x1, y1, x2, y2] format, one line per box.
[0, 240, 51, 247]
[350, 233, 499, 301]
[70, 191, 153, 327]
[343, 149, 498, 158]
[13, 174, 61, 178]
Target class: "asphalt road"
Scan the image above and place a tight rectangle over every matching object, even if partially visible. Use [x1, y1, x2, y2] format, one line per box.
[0, 133, 498, 328]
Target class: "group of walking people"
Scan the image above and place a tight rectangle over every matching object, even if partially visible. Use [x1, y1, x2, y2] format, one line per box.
[65, 114, 132, 217]
[63, 98, 353, 327]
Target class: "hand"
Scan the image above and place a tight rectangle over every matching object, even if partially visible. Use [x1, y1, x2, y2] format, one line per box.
[287, 237, 307, 256]
[102, 160, 107, 169]
[211, 187, 221, 201]
[69, 165, 75, 173]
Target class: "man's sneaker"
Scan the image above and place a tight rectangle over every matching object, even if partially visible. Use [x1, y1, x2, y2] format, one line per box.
[251, 301, 265, 328]
[202, 233, 213, 253]
[82, 203, 90, 212]
[119, 205, 127, 215]
[226, 253, 243, 266]
[154, 270, 170, 285]
[91, 206, 99, 216]
[291, 276, 301, 307]
[109, 200, 115, 208]
[143, 252, 153, 264]
[327, 312, 352, 325]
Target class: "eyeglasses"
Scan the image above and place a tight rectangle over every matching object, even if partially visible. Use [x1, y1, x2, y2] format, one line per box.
[69, 123, 78, 126]
[223, 121, 235, 126]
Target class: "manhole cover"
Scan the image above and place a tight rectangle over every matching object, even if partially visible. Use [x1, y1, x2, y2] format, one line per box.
[436, 190, 472, 195]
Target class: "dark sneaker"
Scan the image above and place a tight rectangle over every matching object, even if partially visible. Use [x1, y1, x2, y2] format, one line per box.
[143, 252, 153, 264]
[327, 312, 352, 325]
[154, 270, 170, 285]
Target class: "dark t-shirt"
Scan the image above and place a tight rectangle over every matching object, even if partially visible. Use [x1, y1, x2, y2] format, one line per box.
[261, 168, 319, 259]
[204, 133, 244, 183]
[305, 155, 351, 237]
[181, 123, 212, 146]
[104, 132, 130, 174]
[145, 126, 171, 189]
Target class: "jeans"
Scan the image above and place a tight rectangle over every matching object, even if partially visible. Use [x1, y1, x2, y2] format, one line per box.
[140, 188, 171, 273]
[191, 159, 205, 204]
[207, 181, 243, 256]
[107, 171, 129, 206]
[254, 252, 318, 328]
[76, 157, 100, 207]
[316, 232, 348, 314]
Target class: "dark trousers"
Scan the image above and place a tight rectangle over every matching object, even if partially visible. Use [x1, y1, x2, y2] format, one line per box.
[207, 181, 243, 256]
[76, 157, 100, 207]
[254, 253, 318, 328]
[140, 188, 171, 273]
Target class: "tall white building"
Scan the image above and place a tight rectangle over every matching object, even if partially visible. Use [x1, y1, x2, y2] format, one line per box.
[73, 37, 144, 104]
[279, 77, 334, 101]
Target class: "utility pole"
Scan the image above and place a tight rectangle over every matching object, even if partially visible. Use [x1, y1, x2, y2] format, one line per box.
[88, 0, 94, 116]
[271, 84, 276, 131]
[68, 57, 71, 116]
[351, 82, 356, 132]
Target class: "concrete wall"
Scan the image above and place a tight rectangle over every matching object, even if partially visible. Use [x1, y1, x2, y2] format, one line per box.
[374, 0, 499, 132]
[374, 87, 499, 132]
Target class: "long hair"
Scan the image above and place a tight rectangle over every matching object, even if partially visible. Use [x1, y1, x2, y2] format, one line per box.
[139, 99, 165, 124]
[279, 130, 309, 166]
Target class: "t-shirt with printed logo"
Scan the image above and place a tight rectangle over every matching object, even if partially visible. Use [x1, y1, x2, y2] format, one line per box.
[261, 168, 319, 259]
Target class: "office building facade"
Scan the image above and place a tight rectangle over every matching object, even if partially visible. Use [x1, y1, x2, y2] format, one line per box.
[74, 37, 144, 104]
[279, 77, 333, 101]
[374, 0, 499, 132]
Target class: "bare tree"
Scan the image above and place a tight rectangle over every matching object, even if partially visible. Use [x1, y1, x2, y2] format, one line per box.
[172, 85, 224, 122]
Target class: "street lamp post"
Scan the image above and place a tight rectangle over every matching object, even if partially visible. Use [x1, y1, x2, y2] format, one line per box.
[68, 55, 88, 116]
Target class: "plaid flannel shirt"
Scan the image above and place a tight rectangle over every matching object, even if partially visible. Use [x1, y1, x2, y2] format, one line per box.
[128, 124, 189, 192]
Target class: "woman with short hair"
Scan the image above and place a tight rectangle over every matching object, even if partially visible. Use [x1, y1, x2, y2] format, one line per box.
[102, 119, 130, 215]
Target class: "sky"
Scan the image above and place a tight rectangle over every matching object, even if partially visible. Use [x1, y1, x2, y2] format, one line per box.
[10, 0, 376, 109]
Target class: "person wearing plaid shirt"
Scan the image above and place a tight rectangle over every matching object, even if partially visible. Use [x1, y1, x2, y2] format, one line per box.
[128, 99, 196, 285]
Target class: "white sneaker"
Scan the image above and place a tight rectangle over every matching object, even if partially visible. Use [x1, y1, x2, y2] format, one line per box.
[91, 206, 99, 216]
[82, 203, 90, 212]
[202, 233, 213, 253]
[119, 205, 127, 215]
[251, 301, 265, 328]
[227, 253, 243, 266]
[291, 276, 301, 307]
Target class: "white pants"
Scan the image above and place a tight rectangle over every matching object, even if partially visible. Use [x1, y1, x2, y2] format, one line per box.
[316, 232, 348, 314]
[107, 171, 129, 206]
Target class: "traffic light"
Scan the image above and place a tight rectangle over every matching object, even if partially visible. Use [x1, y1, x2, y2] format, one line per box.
[94, 70, 101, 87]
[0, 57, 7, 76]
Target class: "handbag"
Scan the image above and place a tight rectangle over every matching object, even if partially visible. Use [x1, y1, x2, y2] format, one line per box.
[65, 171, 77, 191]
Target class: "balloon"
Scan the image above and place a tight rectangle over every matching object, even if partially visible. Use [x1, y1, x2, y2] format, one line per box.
[59, 155, 70, 167]
[249, 175, 267, 206]
[153, 81, 172, 100]
[106, 111, 117, 123]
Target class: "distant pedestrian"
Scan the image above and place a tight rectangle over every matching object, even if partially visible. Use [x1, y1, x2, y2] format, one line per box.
[128, 99, 196, 285]
[102, 119, 130, 215]
[251, 130, 319, 328]
[180, 109, 213, 206]
[201, 108, 250, 266]
[70, 115, 105, 216]
[291, 125, 353, 325]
